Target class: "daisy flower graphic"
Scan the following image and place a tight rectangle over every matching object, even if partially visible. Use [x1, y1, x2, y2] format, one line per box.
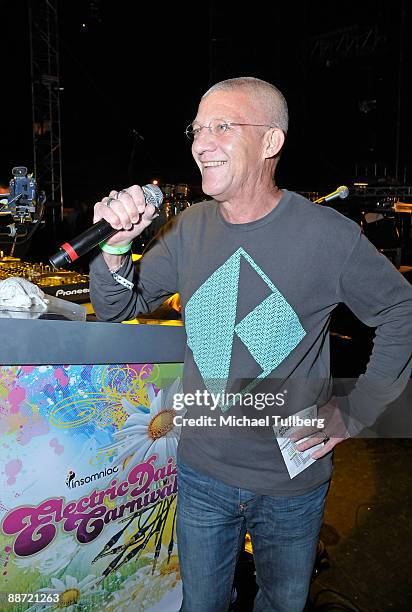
[27, 574, 102, 611]
[14, 533, 79, 576]
[103, 378, 183, 475]
[104, 549, 181, 612]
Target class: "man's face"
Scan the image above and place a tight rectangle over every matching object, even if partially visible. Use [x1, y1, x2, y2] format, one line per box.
[191, 90, 270, 202]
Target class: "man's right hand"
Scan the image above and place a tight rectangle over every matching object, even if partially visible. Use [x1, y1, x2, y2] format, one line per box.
[93, 184, 159, 247]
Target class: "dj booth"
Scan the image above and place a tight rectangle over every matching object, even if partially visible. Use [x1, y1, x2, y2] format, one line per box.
[0, 316, 185, 611]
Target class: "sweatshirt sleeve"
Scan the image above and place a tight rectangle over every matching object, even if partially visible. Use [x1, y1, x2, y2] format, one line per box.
[335, 230, 412, 434]
[89, 220, 180, 323]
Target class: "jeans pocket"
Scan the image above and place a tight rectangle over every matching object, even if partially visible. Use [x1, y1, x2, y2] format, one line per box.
[177, 462, 215, 509]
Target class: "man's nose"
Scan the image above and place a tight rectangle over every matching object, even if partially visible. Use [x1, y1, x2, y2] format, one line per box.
[192, 127, 217, 153]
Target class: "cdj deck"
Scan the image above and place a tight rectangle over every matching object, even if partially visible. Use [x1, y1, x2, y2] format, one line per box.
[0, 257, 90, 303]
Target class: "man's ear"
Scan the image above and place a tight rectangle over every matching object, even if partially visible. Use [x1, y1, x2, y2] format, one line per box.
[263, 128, 285, 159]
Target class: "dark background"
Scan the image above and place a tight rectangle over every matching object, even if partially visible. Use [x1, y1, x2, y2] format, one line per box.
[1, 0, 411, 206]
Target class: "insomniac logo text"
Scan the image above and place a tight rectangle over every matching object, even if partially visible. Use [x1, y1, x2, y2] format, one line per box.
[65, 465, 118, 489]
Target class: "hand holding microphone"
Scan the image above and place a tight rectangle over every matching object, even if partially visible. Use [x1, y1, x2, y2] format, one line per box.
[49, 184, 163, 268]
[94, 184, 160, 246]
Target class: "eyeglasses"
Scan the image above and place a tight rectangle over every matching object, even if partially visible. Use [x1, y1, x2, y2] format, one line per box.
[185, 119, 276, 141]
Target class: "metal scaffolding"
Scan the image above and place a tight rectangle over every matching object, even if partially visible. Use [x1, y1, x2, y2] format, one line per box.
[29, 0, 63, 216]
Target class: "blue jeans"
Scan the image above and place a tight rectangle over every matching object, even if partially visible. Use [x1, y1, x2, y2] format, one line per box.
[177, 462, 329, 612]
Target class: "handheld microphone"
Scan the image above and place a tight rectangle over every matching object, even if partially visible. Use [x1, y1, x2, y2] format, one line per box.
[49, 184, 163, 269]
[314, 185, 349, 204]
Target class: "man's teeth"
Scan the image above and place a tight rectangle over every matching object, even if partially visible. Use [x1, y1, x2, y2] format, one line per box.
[203, 161, 227, 167]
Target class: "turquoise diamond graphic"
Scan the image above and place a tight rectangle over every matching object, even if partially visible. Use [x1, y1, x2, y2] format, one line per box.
[185, 248, 306, 409]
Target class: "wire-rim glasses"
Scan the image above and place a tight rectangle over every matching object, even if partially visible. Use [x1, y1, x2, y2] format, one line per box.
[185, 119, 277, 141]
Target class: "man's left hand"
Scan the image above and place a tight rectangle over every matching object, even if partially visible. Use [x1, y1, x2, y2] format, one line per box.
[291, 396, 350, 459]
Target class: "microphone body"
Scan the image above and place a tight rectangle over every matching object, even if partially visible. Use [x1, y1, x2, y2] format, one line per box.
[49, 184, 163, 269]
[314, 186, 349, 204]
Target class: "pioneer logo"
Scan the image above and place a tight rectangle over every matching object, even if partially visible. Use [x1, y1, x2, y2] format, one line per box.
[56, 288, 90, 297]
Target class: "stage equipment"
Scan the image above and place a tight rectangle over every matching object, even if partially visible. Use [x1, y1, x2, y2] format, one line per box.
[360, 197, 409, 268]
[0, 167, 46, 252]
[173, 183, 191, 214]
[314, 186, 349, 204]
[0, 257, 90, 303]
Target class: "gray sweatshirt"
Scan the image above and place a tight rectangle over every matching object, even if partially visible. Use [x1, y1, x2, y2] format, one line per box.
[90, 190, 412, 495]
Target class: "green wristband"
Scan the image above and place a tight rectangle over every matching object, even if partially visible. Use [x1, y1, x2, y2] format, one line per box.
[99, 241, 132, 255]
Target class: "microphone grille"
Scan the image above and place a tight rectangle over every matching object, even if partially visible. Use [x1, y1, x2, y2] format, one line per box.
[337, 185, 349, 199]
[142, 184, 164, 210]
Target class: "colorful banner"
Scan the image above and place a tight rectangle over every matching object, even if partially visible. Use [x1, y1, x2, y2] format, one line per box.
[0, 363, 184, 611]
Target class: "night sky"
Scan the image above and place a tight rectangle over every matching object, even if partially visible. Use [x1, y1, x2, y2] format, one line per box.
[1, 0, 411, 206]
